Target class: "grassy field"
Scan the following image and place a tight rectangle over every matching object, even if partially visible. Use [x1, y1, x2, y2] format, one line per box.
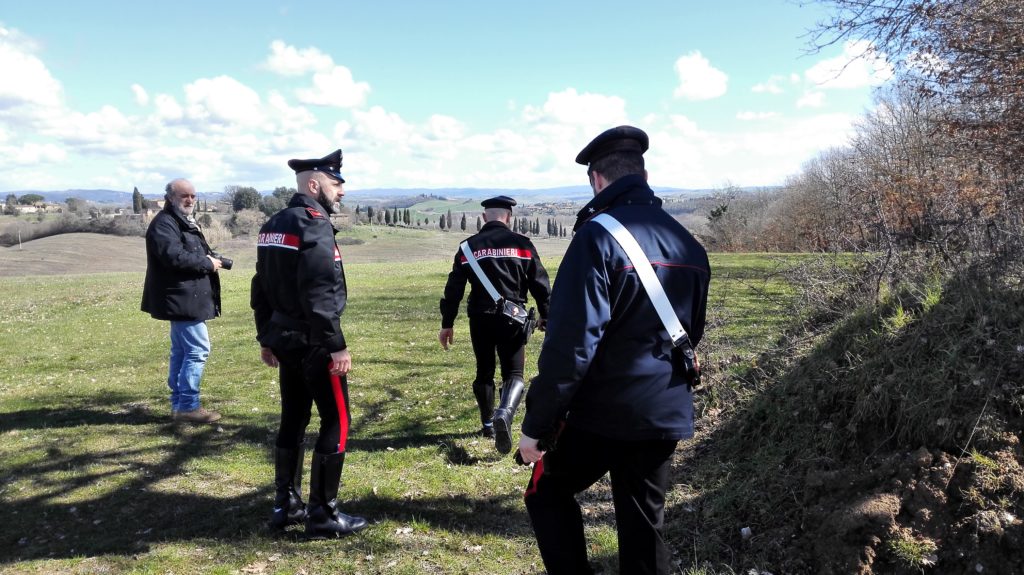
[0, 230, 802, 574]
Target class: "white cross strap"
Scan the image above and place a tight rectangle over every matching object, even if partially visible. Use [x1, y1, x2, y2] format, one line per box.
[460, 241, 502, 304]
[591, 213, 689, 346]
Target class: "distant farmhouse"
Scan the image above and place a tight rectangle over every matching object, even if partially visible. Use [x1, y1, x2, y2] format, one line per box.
[12, 202, 63, 216]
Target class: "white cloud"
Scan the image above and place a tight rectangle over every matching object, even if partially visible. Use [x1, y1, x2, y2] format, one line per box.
[267, 90, 317, 128]
[522, 88, 627, 129]
[265, 40, 333, 76]
[183, 76, 265, 127]
[736, 111, 780, 121]
[425, 114, 465, 141]
[0, 31, 334, 191]
[0, 26, 62, 110]
[752, 83, 782, 95]
[797, 91, 826, 109]
[641, 111, 858, 189]
[296, 66, 370, 108]
[20, 104, 147, 160]
[120, 145, 227, 187]
[131, 84, 149, 106]
[346, 107, 466, 166]
[0, 24, 873, 195]
[154, 93, 184, 121]
[805, 40, 893, 89]
[752, 75, 786, 94]
[673, 51, 728, 101]
[352, 106, 414, 144]
[265, 41, 371, 109]
[668, 114, 701, 137]
[5, 141, 66, 164]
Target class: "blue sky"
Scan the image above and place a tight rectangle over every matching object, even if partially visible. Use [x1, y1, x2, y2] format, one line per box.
[0, 1, 892, 195]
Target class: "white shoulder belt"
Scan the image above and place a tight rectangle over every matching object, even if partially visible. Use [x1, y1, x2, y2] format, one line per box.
[591, 214, 690, 347]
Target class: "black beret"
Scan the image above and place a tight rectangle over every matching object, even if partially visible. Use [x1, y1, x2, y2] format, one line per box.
[481, 195, 516, 210]
[575, 125, 649, 165]
[287, 149, 345, 183]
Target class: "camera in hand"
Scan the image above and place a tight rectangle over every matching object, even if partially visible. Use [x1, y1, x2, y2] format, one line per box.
[211, 251, 233, 270]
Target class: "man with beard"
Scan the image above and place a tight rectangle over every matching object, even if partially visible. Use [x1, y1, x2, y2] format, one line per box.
[142, 178, 225, 424]
[251, 149, 368, 538]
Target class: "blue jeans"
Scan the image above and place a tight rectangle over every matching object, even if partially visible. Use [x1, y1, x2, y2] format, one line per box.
[167, 320, 210, 412]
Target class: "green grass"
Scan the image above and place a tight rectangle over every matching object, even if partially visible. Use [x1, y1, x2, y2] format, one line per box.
[407, 199, 480, 214]
[0, 249, 801, 574]
[887, 532, 938, 569]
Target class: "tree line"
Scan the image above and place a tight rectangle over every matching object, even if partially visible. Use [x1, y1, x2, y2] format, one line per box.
[700, 0, 1023, 282]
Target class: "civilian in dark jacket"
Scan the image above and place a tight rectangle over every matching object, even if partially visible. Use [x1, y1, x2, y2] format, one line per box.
[142, 178, 225, 424]
[517, 126, 710, 575]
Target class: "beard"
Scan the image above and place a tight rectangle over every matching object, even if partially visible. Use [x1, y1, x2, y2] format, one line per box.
[171, 202, 195, 221]
[316, 190, 336, 214]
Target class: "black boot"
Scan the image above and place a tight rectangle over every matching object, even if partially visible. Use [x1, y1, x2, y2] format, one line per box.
[472, 379, 496, 431]
[305, 452, 368, 538]
[492, 376, 525, 454]
[268, 444, 306, 530]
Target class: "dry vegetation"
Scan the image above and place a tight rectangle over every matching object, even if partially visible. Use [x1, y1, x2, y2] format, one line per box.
[671, 3, 1024, 571]
[702, 1, 1024, 278]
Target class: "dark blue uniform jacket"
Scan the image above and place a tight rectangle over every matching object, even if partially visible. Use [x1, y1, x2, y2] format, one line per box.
[521, 174, 710, 442]
[251, 193, 348, 353]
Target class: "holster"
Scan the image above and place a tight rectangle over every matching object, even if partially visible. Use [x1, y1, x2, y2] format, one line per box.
[671, 336, 702, 392]
[499, 299, 529, 326]
[523, 308, 537, 344]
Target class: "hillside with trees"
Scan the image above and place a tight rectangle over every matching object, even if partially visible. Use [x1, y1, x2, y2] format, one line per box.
[684, 1, 1024, 572]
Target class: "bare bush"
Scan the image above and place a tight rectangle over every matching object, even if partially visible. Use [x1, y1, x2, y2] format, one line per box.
[811, 0, 1024, 263]
[201, 218, 232, 245]
[228, 209, 266, 236]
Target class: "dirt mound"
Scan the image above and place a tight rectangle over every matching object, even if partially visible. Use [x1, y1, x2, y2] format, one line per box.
[0, 233, 147, 277]
[680, 265, 1024, 574]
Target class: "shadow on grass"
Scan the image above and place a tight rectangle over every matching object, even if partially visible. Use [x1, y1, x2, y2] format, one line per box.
[0, 390, 168, 433]
[0, 394, 544, 565]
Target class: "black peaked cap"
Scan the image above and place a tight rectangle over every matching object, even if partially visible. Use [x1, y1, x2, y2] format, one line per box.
[287, 149, 345, 183]
[575, 125, 649, 165]
[481, 195, 517, 210]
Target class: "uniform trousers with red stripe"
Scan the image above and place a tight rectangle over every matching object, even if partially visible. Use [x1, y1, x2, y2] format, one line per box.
[274, 345, 350, 454]
[523, 424, 678, 575]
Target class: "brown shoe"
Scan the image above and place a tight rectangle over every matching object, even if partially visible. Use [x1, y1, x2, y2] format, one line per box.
[173, 407, 222, 424]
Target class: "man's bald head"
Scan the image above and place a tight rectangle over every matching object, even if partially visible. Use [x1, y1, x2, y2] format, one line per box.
[164, 178, 197, 215]
[483, 207, 511, 224]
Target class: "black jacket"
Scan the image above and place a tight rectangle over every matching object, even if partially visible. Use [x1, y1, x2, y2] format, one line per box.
[521, 174, 710, 442]
[141, 204, 221, 321]
[439, 220, 551, 328]
[251, 193, 348, 353]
